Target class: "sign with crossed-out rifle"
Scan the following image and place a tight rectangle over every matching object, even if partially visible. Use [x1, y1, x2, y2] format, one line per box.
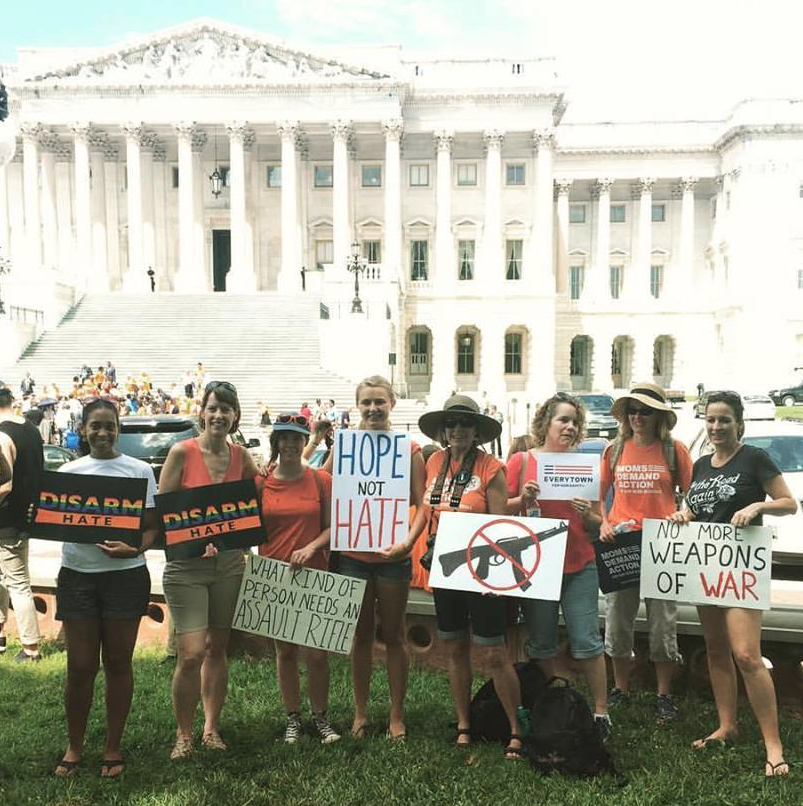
[428, 513, 569, 600]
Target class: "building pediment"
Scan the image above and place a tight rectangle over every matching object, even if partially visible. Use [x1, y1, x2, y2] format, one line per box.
[25, 18, 389, 86]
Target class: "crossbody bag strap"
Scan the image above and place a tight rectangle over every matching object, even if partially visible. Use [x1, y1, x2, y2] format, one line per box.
[311, 467, 326, 532]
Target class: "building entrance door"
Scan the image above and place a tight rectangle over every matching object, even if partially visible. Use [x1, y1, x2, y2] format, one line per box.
[212, 230, 231, 292]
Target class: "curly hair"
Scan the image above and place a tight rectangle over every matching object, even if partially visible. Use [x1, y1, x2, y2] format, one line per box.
[530, 393, 586, 448]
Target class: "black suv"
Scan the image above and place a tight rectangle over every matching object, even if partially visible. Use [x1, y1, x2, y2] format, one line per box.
[768, 382, 803, 408]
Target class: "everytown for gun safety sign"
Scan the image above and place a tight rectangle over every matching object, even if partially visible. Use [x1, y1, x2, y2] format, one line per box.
[330, 430, 411, 552]
[428, 512, 568, 600]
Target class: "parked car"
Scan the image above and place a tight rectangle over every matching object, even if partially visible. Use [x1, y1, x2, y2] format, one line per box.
[664, 389, 686, 407]
[742, 394, 776, 421]
[689, 420, 803, 566]
[43, 444, 77, 471]
[576, 393, 618, 438]
[768, 381, 803, 407]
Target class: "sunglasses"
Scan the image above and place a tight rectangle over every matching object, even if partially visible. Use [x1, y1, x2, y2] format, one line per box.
[276, 413, 309, 427]
[627, 407, 654, 417]
[205, 381, 237, 395]
[444, 416, 476, 429]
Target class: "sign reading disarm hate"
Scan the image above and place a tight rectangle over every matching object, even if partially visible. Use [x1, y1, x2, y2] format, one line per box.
[27, 470, 146, 546]
[331, 430, 411, 552]
[640, 518, 772, 610]
[232, 554, 366, 654]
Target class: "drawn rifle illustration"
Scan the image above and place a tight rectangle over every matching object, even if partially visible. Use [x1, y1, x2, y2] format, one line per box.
[438, 522, 568, 592]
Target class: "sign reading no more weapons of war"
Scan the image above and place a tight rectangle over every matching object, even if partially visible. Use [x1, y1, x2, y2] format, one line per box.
[640, 518, 772, 610]
[232, 554, 366, 654]
[156, 478, 265, 560]
[428, 512, 568, 601]
[331, 430, 411, 553]
[27, 470, 146, 546]
[536, 452, 601, 501]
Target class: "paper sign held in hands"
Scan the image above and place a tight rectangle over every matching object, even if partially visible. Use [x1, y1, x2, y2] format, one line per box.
[536, 452, 600, 501]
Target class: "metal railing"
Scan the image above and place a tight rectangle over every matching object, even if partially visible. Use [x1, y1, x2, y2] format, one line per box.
[8, 306, 45, 325]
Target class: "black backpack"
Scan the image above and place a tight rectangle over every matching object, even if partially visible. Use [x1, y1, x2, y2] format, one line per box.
[528, 677, 617, 777]
[469, 660, 548, 743]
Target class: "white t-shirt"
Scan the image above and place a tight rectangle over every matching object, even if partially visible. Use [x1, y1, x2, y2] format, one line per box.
[59, 453, 157, 573]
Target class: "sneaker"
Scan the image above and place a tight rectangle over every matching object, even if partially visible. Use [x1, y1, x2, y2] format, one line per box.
[312, 712, 341, 745]
[594, 714, 612, 744]
[607, 687, 629, 707]
[0, 635, 6, 654]
[284, 712, 303, 744]
[14, 649, 41, 663]
[655, 694, 678, 722]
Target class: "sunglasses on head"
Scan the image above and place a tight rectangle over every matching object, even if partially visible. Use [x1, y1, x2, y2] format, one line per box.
[205, 381, 237, 395]
[627, 406, 654, 416]
[444, 416, 475, 429]
[276, 413, 309, 427]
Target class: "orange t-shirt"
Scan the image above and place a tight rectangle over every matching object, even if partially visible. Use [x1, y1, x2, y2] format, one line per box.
[505, 450, 595, 575]
[600, 438, 693, 529]
[179, 437, 246, 488]
[424, 449, 504, 537]
[343, 440, 423, 565]
[258, 468, 331, 572]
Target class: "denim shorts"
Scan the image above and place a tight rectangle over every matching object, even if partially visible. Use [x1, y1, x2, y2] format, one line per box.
[56, 564, 151, 621]
[521, 562, 604, 659]
[338, 555, 412, 583]
[433, 588, 507, 646]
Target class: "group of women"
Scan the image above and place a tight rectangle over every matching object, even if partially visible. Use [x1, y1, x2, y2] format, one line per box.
[50, 376, 795, 779]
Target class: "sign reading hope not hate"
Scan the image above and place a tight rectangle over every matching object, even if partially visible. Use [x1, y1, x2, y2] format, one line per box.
[536, 452, 601, 501]
[232, 555, 366, 654]
[156, 479, 265, 560]
[331, 430, 411, 552]
[27, 470, 146, 546]
[640, 518, 772, 610]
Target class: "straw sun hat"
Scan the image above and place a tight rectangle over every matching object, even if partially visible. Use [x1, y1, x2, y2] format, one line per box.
[610, 382, 677, 429]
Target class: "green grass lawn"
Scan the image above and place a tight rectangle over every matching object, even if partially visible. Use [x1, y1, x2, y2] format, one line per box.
[776, 406, 803, 421]
[0, 643, 800, 806]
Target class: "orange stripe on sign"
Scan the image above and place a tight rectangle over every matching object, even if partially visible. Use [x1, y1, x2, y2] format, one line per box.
[34, 510, 141, 529]
[165, 515, 262, 545]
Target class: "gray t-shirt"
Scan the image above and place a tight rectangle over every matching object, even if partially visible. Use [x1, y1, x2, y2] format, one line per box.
[59, 453, 157, 573]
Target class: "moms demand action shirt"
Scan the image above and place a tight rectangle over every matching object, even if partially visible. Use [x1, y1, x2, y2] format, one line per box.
[600, 439, 692, 529]
[687, 445, 780, 526]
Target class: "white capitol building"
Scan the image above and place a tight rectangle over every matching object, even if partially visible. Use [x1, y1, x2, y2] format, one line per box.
[1, 18, 802, 412]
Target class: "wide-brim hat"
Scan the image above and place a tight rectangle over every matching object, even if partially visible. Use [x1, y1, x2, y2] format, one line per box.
[611, 382, 677, 429]
[418, 394, 502, 445]
[271, 412, 311, 436]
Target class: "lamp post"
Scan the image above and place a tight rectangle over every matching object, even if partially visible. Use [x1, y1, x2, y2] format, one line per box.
[346, 240, 367, 314]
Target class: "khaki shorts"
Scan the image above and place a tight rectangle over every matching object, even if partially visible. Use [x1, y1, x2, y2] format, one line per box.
[604, 586, 680, 664]
[163, 551, 245, 634]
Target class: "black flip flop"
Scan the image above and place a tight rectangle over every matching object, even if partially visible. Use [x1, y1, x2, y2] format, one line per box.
[453, 728, 472, 748]
[100, 757, 125, 778]
[504, 733, 527, 760]
[766, 759, 790, 778]
[54, 758, 81, 777]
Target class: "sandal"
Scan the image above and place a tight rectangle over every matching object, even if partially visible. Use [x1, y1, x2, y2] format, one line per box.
[202, 732, 227, 751]
[350, 722, 369, 740]
[453, 728, 472, 748]
[54, 757, 81, 777]
[504, 733, 527, 761]
[385, 729, 407, 743]
[766, 759, 790, 778]
[100, 757, 125, 778]
[170, 735, 194, 761]
[692, 733, 735, 750]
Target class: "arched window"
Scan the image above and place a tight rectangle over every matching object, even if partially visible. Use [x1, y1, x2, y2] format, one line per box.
[457, 331, 475, 374]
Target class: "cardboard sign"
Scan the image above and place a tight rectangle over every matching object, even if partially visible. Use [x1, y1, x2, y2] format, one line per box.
[428, 512, 568, 601]
[330, 430, 411, 552]
[231, 554, 366, 654]
[27, 470, 146, 546]
[156, 479, 265, 560]
[593, 532, 642, 593]
[536, 452, 600, 501]
[640, 518, 772, 610]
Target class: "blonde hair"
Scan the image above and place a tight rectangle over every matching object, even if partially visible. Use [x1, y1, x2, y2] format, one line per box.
[354, 375, 395, 405]
[531, 393, 586, 449]
[507, 434, 537, 460]
[617, 410, 672, 441]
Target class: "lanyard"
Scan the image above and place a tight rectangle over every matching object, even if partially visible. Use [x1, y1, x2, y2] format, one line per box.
[429, 446, 478, 509]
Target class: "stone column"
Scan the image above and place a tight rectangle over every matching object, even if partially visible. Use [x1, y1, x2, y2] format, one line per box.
[554, 179, 572, 295]
[627, 177, 654, 300]
[582, 178, 613, 302]
[21, 123, 42, 268]
[151, 142, 168, 290]
[191, 129, 208, 291]
[0, 163, 8, 261]
[54, 145, 75, 279]
[139, 130, 157, 287]
[39, 144, 59, 269]
[88, 130, 109, 289]
[122, 123, 148, 292]
[332, 121, 351, 275]
[173, 123, 197, 292]
[678, 177, 697, 296]
[483, 130, 504, 289]
[434, 130, 453, 289]
[70, 124, 92, 287]
[533, 129, 556, 292]
[428, 322, 455, 405]
[102, 141, 121, 289]
[276, 121, 299, 292]
[382, 119, 403, 286]
[226, 122, 257, 292]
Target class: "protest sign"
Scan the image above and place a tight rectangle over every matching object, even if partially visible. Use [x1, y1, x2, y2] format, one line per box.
[640, 518, 772, 610]
[27, 470, 146, 546]
[330, 430, 411, 552]
[536, 452, 600, 501]
[231, 554, 366, 654]
[156, 478, 264, 560]
[428, 512, 568, 601]
[593, 532, 642, 593]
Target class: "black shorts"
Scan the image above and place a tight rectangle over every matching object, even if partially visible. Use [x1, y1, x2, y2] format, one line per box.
[56, 564, 151, 621]
[432, 588, 507, 646]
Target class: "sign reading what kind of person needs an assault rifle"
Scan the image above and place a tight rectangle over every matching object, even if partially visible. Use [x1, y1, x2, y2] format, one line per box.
[231, 554, 367, 654]
[640, 518, 773, 610]
[428, 512, 569, 600]
[330, 429, 411, 553]
[536, 452, 601, 501]
[27, 470, 146, 546]
[156, 479, 265, 560]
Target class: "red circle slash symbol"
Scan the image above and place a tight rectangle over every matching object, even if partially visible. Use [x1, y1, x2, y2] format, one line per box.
[465, 518, 541, 592]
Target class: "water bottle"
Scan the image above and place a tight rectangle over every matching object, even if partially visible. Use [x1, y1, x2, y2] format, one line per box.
[516, 705, 531, 738]
[612, 519, 637, 535]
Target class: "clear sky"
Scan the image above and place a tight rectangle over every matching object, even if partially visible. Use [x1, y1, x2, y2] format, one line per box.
[2, 0, 802, 121]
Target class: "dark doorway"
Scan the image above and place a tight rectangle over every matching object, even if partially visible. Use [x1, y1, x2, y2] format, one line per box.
[212, 230, 231, 292]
